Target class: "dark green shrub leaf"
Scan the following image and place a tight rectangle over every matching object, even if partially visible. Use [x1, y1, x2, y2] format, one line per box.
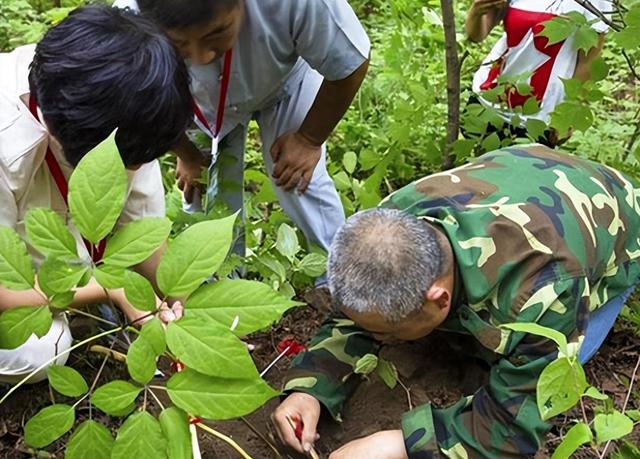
[47, 365, 88, 397]
[25, 208, 77, 259]
[0, 306, 52, 349]
[68, 130, 127, 243]
[103, 218, 171, 267]
[65, 419, 114, 459]
[167, 369, 279, 420]
[24, 404, 75, 448]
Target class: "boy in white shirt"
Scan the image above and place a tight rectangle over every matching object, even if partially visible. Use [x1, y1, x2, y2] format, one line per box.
[0, 5, 191, 383]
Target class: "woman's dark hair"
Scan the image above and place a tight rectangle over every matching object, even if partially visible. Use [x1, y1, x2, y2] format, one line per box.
[137, 0, 240, 30]
[29, 5, 192, 167]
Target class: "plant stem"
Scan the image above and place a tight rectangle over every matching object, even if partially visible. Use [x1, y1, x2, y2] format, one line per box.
[240, 416, 283, 459]
[0, 327, 120, 406]
[147, 388, 166, 410]
[68, 307, 118, 327]
[196, 423, 254, 459]
[148, 385, 168, 391]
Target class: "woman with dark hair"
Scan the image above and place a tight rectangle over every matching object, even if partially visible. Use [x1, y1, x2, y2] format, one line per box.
[0, 5, 190, 383]
[114, 0, 370, 281]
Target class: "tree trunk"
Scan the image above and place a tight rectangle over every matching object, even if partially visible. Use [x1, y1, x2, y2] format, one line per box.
[440, 0, 460, 170]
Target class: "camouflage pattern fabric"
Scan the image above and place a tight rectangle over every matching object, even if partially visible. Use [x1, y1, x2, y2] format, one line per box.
[284, 145, 640, 458]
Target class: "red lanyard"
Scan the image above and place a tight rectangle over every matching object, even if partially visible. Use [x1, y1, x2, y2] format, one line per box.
[192, 49, 233, 138]
[28, 94, 106, 263]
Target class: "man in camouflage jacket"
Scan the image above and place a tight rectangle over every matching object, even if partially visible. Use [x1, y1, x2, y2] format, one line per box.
[271, 145, 640, 458]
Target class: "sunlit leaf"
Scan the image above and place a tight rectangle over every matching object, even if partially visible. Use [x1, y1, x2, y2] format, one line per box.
[103, 218, 171, 267]
[25, 208, 77, 259]
[0, 226, 35, 290]
[159, 407, 191, 459]
[48, 365, 88, 397]
[111, 411, 166, 459]
[0, 306, 52, 349]
[65, 420, 114, 459]
[24, 404, 75, 448]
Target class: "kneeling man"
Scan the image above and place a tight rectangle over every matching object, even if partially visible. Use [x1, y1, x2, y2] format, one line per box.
[272, 145, 640, 458]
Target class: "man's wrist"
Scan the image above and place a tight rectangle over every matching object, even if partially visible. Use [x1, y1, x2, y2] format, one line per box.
[296, 129, 324, 148]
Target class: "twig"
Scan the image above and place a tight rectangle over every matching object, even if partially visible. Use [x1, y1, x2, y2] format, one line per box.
[89, 345, 127, 363]
[573, 0, 622, 31]
[240, 416, 283, 459]
[0, 327, 121, 406]
[397, 377, 413, 410]
[196, 423, 254, 459]
[260, 345, 291, 377]
[285, 415, 321, 459]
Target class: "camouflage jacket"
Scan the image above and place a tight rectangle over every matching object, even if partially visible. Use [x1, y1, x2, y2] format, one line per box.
[284, 145, 640, 458]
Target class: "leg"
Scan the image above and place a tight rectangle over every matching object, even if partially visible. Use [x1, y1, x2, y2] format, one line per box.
[256, 68, 345, 257]
[0, 316, 72, 384]
[579, 284, 638, 364]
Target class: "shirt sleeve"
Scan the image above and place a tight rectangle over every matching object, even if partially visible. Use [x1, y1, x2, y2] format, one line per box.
[402, 277, 587, 458]
[119, 159, 165, 226]
[283, 313, 380, 419]
[288, 0, 370, 81]
[0, 170, 17, 229]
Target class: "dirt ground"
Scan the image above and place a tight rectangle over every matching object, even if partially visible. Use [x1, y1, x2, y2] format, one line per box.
[1, 296, 639, 459]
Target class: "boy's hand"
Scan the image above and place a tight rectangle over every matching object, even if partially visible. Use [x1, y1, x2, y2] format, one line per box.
[271, 392, 321, 453]
[176, 155, 209, 203]
[270, 132, 321, 193]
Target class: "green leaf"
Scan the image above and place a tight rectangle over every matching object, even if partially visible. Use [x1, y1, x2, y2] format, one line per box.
[91, 380, 142, 416]
[615, 5, 640, 50]
[159, 407, 191, 459]
[47, 365, 88, 397]
[275, 223, 300, 262]
[0, 306, 53, 349]
[537, 14, 578, 45]
[25, 208, 77, 259]
[583, 386, 608, 401]
[140, 318, 166, 355]
[50, 291, 75, 309]
[24, 404, 75, 448]
[65, 420, 114, 459]
[112, 411, 167, 459]
[594, 411, 634, 444]
[123, 270, 157, 312]
[551, 422, 592, 459]
[167, 369, 279, 420]
[550, 101, 593, 138]
[626, 410, 640, 423]
[354, 354, 378, 375]
[572, 23, 599, 53]
[166, 316, 258, 378]
[342, 151, 358, 174]
[68, 130, 127, 243]
[0, 226, 35, 290]
[157, 214, 236, 298]
[376, 358, 398, 389]
[185, 279, 301, 335]
[537, 357, 587, 420]
[589, 56, 609, 82]
[38, 258, 88, 296]
[127, 336, 157, 385]
[298, 253, 327, 277]
[103, 218, 171, 267]
[94, 264, 125, 289]
[501, 322, 568, 356]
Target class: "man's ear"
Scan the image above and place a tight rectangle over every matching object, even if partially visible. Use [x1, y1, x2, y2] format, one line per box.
[425, 284, 450, 310]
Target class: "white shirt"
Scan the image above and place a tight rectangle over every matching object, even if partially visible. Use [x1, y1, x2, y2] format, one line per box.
[0, 45, 165, 265]
[472, 0, 610, 124]
[114, 0, 371, 138]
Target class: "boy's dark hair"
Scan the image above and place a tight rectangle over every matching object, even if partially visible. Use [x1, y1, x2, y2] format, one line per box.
[137, 0, 240, 30]
[29, 5, 192, 167]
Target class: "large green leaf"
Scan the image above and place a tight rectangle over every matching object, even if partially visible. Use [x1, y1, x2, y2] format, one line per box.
[159, 407, 191, 459]
[112, 411, 167, 459]
[594, 411, 634, 445]
[25, 208, 77, 259]
[0, 226, 35, 290]
[68, 130, 127, 243]
[38, 258, 88, 297]
[47, 365, 88, 397]
[94, 264, 125, 289]
[140, 318, 166, 355]
[103, 218, 171, 267]
[123, 270, 157, 312]
[275, 223, 300, 261]
[185, 279, 301, 335]
[166, 316, 258, 378]
[0, 306, 53, 349]
[551, 422, 592, 459]
[91, 380, 142, 416]
[167, 369, 279, 420]
[24, 404, 75, 448]
[156, 215, 236, 298]
[537, 357, 587, 420]
[127, 336, 157, 385]
[65, 420, 114, 459]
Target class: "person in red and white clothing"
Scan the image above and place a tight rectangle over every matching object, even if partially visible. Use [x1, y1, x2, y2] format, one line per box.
[465, 0, 610, 146]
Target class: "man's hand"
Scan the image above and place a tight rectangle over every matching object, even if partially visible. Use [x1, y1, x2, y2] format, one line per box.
[176, 154, 209, 204]
[270, 132, 321, 193]
[271, 392, 321, 453]
[329, 430, 408, 459]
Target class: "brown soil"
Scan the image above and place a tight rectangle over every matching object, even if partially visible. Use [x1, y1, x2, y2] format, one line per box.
[1, 298, 639, 459]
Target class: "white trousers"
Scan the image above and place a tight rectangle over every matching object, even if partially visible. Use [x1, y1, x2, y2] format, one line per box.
[0, 315, 72, 384]
[210, 68, 345, 255]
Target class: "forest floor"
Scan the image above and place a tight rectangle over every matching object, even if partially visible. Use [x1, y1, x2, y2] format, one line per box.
[1, 293, 639, 459]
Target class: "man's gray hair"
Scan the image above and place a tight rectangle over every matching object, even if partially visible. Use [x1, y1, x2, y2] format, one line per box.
[328, 208, 444, 323]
